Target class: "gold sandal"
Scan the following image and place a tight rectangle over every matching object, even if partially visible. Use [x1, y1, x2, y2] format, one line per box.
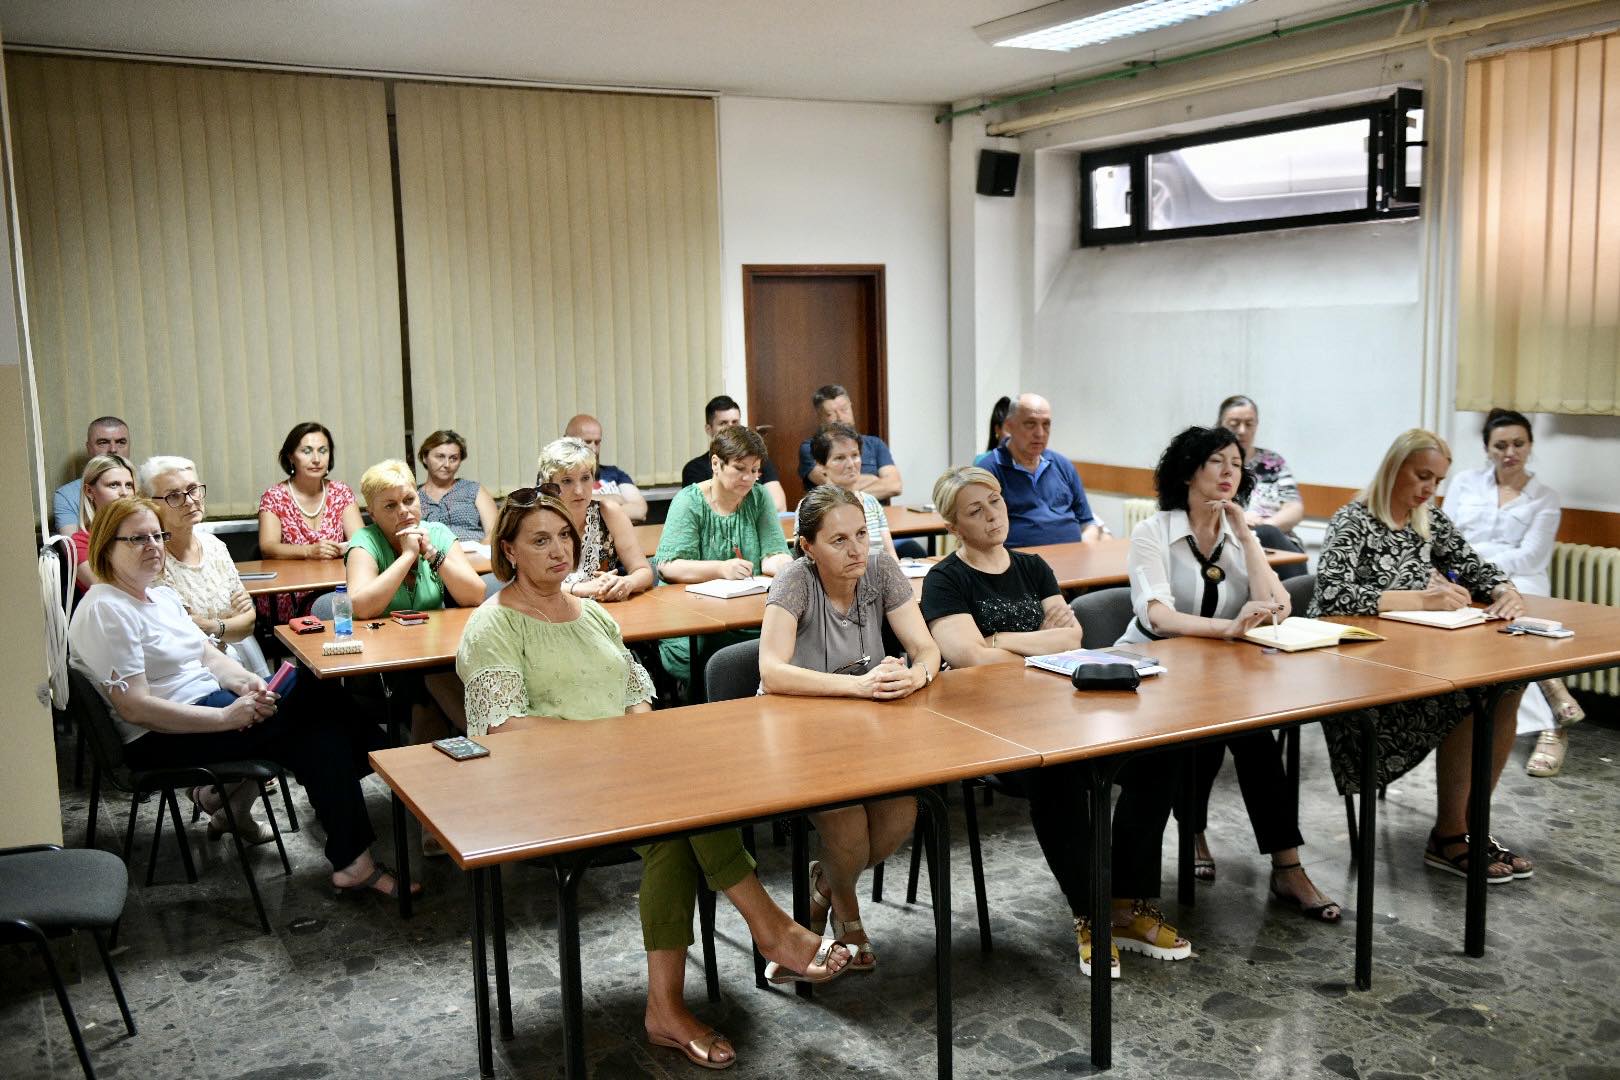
[1526, 729, 1567, 778]
[648, 1029, 735, 1071]
[830, 916, 876, 971]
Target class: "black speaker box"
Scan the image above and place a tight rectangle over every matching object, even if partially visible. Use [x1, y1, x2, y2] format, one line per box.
[976, 149, 1020, 197]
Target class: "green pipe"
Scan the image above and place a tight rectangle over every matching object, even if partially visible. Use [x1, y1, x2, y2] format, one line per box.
[936, 0, 1427, 123]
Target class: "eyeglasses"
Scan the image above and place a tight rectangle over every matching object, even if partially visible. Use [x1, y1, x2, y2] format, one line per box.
[507, 482, 562, 507]
[158, 484, 207, 508]
[112, 532, 172, 547]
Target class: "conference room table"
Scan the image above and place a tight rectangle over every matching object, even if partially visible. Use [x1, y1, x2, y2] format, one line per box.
[238, 549, 493, 596]
[1015, 536, 1308, 591]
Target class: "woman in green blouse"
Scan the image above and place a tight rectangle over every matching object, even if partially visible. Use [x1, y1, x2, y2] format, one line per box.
[655, 425, 792, 688]
[457, 493, 849, 1070]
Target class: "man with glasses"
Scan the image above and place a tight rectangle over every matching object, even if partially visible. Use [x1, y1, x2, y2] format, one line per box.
[53, 415, 132, 533]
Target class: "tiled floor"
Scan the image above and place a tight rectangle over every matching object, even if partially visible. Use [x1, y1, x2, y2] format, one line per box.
[4, 711, 1619, 1079]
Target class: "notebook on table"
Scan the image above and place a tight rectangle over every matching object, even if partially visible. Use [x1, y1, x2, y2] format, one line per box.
[684, 576, 771, 599]
[1378, 608, 1492, 630]
[1243, 617, 1385, 652]
[1026, 647, 1166, 678]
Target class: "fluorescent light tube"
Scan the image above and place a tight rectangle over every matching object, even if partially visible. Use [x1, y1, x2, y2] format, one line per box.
[982, 0, 1257, 52]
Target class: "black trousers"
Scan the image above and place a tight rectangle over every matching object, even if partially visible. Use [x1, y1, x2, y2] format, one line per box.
[1174, 731, 1303, 855]
[124, 679, 381, 870]
[997, 754, 1179, 919]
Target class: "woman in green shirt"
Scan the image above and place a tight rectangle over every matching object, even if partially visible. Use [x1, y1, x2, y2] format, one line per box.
[655, 426, 792, 690]
[458, 493, 849, 1071]
[346, 459, 486, 749]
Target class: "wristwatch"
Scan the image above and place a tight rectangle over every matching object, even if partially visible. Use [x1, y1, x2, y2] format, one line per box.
[217, 619, 227, 639]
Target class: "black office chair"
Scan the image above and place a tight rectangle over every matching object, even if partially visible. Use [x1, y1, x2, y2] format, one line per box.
[0, 844, 135, 1079]
[63, 667, 290, 935]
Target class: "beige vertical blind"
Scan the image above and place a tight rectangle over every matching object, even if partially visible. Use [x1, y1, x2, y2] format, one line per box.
[6, 55, 404, 515]
[395, 83, 721, 491]
[1457, 30, 1620, 415]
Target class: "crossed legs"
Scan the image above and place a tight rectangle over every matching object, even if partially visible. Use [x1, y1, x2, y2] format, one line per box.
[809, 797, 918, 964]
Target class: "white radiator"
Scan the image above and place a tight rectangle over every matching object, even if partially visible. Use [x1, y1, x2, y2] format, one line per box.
[1549, 542, 1620, 695]
[1123, 498, 1157, 535]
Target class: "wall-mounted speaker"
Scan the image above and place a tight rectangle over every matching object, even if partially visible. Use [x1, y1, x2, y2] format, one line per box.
[976, 149, 1020, 197]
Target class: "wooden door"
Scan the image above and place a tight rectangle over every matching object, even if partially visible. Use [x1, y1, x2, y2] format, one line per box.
[742, 265, 887, 506]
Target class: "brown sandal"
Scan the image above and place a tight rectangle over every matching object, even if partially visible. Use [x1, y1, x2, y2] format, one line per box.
[332, 862, 422, 900]
[648, 1029, 735, 1071]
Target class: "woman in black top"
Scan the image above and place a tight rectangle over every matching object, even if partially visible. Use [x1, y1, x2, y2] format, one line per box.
[920, 466, 1189, 979]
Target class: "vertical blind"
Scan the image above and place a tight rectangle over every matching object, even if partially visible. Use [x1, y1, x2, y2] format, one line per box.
[1457, 30, 1620, 415]
[6, 55, 405, 514]
[394, 83, 721, 491]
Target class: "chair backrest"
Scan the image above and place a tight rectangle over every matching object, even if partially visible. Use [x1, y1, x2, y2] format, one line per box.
[62, 667, 133, 791]
[1284, 573, 1317, 616]
[481, 572, 506, 600]
[309, 590, 337, 621]
[705, 639, 762, 702]
[1071, 586, 1135, 647]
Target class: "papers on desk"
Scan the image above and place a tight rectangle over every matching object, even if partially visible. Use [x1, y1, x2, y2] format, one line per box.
[1244, 617, 1384, 652]
[899, 559, 934, 579]
[459, 540, 491, 560]
[1026, 648, 1166, 678]
[684, 576, 771, 599]
[1379, 608, 1492, 630]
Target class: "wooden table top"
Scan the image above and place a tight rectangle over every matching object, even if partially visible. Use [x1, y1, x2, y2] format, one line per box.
[1014, 538, 1308, 591]
[913, 637, 1452, 764]
[369, 694, 1040, 867]
[630, 504, 948, 556]
[239, 551, 492, 596]
[1322, 596, 1620, 691]
[274, 589, 727, 678]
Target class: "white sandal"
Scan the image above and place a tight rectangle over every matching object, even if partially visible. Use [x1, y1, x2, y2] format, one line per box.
[830, 916, 876, 971]
[1526, 729, 1567, 778]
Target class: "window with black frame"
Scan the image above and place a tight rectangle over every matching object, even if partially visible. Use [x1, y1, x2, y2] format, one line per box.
[1079, 91, 1422, 246]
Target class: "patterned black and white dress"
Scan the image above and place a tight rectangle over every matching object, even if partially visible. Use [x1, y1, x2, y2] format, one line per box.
[1307, 501, 1513, 794]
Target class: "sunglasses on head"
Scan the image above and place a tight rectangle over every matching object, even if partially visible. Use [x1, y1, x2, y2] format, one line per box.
[506, 482, 562, 507]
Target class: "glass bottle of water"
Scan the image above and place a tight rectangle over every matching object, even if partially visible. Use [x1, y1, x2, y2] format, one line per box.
[332, 584, 353, 637]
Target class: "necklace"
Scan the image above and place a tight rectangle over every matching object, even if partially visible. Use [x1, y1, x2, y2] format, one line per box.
[288, 479, 327, 521]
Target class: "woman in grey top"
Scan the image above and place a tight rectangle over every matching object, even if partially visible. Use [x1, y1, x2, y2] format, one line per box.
[759, 485, 941, 972]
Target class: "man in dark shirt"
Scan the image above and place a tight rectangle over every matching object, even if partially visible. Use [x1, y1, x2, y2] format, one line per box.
[680, 395, 787, 512]
[565, 413, 648, 522]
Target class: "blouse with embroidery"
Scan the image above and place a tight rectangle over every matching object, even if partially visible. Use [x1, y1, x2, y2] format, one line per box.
[455, 598, 655, 737]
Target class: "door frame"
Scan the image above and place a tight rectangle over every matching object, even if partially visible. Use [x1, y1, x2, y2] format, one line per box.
[741, 264, 889, 443]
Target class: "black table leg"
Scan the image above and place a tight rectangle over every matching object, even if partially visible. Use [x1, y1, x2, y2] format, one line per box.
[382, 677, 413, 919]
[916, 787, 953, 1080]
[1355, 716, 1379, 990]
[687, 635, 707, 704]
[555, 860, 587, 1078]
[468, 868, 494, 1078]
[1176, 752, 1195, 908]
[491, 865, 513, 1040]
[1088, 756, 1123, 1071]
[790, 818, 812, 1000]
[1464, 687, 1504, 958]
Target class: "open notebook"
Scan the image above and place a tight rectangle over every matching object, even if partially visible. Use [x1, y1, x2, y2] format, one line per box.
[1026, 648, 1166, 678]
[1243, 617, 1385, 652]
[684, 576, 771, 599]
[1378, 608, 1492, 630]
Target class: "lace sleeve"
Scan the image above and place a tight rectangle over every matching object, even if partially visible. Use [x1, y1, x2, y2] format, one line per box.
[463, 667, 529, 737]
[622, 649, 655, 709]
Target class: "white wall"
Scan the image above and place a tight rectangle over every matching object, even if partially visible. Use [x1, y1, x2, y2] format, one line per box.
[717, 96, 950, 500]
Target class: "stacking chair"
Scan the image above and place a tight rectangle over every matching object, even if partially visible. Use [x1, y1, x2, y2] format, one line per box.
[63, 668, 289, 935]
[0, 844, 135, 1079]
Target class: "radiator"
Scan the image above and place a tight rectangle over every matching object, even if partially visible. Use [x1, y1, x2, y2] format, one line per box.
[1123, 498, 1157, 536]
[1549, 542, 1620, 695]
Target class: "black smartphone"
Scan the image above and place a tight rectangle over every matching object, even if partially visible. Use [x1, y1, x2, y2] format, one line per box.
[433, 736, 490, 761]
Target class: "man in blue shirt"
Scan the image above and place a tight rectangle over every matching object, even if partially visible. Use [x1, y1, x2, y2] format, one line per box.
[52, 415, 131, 534]
[565, 413, 648, 522]
[973, 394, 1102, 548]
[796, 384, 902, 501]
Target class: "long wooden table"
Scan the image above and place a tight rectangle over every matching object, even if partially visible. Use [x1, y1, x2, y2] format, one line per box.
[239, 550, 493, 596]
[1015, 536, 1308, 591]
[371, 697, 1040, 1079]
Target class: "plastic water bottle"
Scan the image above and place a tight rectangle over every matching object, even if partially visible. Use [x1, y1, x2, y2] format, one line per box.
[332, 584, 353, 637]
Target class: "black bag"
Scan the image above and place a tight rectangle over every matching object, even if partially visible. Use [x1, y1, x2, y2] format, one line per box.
[1071, 662, 1141, 693]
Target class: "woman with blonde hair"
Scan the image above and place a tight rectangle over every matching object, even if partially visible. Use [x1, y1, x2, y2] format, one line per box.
[1311, 428, 1532, 884]
[70, 454, 136, 594]
[535, 436, 655, 602]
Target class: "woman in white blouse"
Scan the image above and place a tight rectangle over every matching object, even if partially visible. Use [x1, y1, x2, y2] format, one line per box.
[1119, 426, 1341, 922]
[1445, 409, 1580, 777]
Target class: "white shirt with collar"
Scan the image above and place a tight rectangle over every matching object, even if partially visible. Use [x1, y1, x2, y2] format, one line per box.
[1117, 509, 1252, 645]
[1443, 464, 1560, 596]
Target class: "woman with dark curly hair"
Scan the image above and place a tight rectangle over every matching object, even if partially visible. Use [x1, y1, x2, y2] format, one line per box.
[1120, 425, 1341, 922]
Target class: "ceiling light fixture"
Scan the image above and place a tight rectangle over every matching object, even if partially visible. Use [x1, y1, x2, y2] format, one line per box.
[978, 0, 1258, 52]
